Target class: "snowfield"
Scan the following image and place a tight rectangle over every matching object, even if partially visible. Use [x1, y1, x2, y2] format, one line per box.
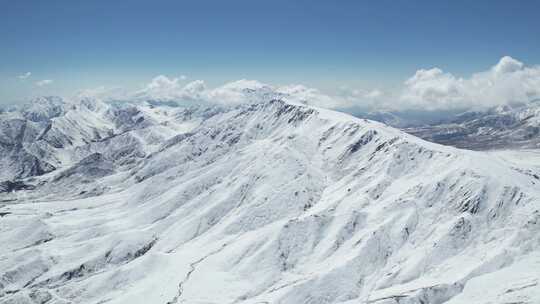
[1, 96, 539, 304]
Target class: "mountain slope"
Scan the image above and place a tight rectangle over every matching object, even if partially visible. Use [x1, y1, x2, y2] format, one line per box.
[1, 99, 539, 304]
[358, 102, 540, 150]
[0, 97, 212, 185]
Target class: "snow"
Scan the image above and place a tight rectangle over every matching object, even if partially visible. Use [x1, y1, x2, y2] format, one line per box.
[1, 97, 539, 303]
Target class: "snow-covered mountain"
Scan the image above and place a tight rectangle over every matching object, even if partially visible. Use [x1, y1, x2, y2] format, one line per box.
[403, 102, 540, 150]
[0, 96, 212, 183]
[356, 101, 540, 150]
[1, 97, 539, 304]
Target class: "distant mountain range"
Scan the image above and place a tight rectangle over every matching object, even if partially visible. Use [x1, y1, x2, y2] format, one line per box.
[355, 101, 540, 150]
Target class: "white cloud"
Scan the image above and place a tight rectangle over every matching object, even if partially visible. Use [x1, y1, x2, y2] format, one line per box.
[182, 80, 206, 97]
[276, 57, 540, 110]
[35, 79, 53, 87]
[77, 56, 540, 112]
[277, 84, 345, 108]
[399, 56, 540, 110]
[492, 56, 523, 74]
[207, 79, 276, 105]
[99, 76, 383, 110]
[17, 72, 31, 79]
[364, 89, 383, 99]
[132, 77, 276, 105]
[146, 74, 181, 90]
[133, 75, 196, 101]
[333, 87, 390, 109]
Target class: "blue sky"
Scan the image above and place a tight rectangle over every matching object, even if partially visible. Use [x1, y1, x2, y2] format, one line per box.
[1, 0, 539, 103]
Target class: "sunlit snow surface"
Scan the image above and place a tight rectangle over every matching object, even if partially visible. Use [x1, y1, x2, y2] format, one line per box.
[1, 97, 539, 304]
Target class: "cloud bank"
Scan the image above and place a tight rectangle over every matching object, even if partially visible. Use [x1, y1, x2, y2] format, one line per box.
[400, 56, 540, 110]
[87, 75, 383, 110]
[81, 56, 540, 112]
